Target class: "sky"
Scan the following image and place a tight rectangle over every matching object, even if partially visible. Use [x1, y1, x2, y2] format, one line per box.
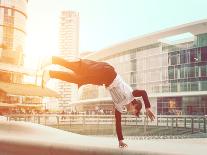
[25, 0, 207, 60]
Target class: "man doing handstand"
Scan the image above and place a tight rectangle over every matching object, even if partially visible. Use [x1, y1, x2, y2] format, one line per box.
[41, 56, 155, 148]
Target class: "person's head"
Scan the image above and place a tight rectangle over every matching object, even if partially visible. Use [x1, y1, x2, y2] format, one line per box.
[130, 99, 142, 117]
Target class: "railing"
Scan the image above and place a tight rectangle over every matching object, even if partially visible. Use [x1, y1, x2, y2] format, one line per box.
[5, 114, 207, 134]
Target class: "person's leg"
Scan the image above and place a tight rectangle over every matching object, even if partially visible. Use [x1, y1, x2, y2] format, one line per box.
[101, 63, 117, 87]
[49, 70, 82, 84]
[52, 56, 82, 73]
[132, 90, 151, 108]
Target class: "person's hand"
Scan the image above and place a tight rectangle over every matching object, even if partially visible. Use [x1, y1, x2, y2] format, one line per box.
[119, 140, 128, 148]
[146, 108, 155, 121]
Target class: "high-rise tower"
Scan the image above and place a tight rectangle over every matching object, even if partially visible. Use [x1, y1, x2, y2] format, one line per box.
[58, 11, 79, 110]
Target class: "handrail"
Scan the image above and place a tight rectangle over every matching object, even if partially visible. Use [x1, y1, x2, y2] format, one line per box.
[5, 114, 207, 134]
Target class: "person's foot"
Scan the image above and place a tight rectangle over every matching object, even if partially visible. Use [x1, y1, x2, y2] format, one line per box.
[41, 70, 50, 88]
[41, 57, 52, 69]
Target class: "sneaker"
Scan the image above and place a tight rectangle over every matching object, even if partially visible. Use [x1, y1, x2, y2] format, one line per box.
[41, 70, 50, 88]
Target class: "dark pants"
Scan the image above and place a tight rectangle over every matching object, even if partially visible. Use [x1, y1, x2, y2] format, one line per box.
[49, 56, 117, 87]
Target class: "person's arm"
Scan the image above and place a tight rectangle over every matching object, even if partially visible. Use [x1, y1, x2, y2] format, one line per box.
[115, 109, 128, 148]
[132, 90, 150, 108]
[132, 90, 155, 121]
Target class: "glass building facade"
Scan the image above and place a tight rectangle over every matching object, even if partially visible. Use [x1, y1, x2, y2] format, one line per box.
[79, 21, 207, 116]
[0, 0, 28, 107]
[0, 0, 27, 64]
[0, 0, 27, 83]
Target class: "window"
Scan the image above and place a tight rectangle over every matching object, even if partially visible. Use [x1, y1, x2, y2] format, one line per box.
[180, 50, 188, 64]
[191, 82, 199, 91]
[175, 67, 180, 79]
[190, 49, 198, 63]
[200, 81, 207, 91]
[169, 52, 178, 65]
[201, 47, 207, 61]
[188, 82, 198, 91]
[180, 82, 188, 91]
[130, 72, 137, 84]
[195, 65, 199, 77]
[188, 64, 195, 78]
[168, 66, 174, 79]
[131, 59, 136, 71]
[170, 82, 177, 92]
[200, 65, 207, 77]
[180, 66, 185, 78]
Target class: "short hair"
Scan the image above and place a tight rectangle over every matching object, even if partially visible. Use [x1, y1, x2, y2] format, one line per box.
[131, 99, 142, 117]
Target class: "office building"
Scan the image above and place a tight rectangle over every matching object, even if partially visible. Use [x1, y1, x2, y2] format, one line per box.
[0, 0, 28, 83]
[58, 11, 79, 110]
[77, 19, 207, 115]
[0, 0, 28, 113]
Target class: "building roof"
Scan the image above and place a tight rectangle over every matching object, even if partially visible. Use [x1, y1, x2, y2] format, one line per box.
[0, 81, 60, 98]
[85, 19, 207, 60]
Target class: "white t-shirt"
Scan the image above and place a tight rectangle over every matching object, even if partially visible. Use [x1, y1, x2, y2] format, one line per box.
[107, 75, 134, 113]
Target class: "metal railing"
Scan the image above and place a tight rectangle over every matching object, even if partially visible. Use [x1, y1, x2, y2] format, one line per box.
[5, 114, 207, 134]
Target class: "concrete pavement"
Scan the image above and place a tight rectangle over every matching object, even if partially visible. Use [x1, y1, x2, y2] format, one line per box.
[0, 120, 206, 155]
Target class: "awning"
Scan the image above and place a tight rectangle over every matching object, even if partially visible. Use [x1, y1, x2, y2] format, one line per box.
[0, 82, 61, 98]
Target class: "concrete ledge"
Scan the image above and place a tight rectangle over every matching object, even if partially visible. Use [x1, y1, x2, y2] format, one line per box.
[0, 121, 206, 155]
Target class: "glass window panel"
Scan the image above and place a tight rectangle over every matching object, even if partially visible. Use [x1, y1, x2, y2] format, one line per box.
[180, 50, 189, 64]
[168, 66, 174, 79]
[190, 49, 198, 63]
[201, 81, 207, 91]
[188, 64, 195, 78]
[197, 33, 207, 47]
[130, 72, 137, 84]
[200, 65, 207, 77]
[184, 65, 189, 78]
[131, 59, 136, 71]
[195, 65, 199, 77]
[169, 54, 178, 65]
[190, 82, 199, 91]
[180, 82, 188, 91]
[170, 82, 177, 92]
[162, 82, 170, 93]
[175, 67, 180, 79]
[201, 47, 207, 61]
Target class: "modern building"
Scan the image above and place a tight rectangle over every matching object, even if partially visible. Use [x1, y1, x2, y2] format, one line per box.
[0, 0, 28, 83]
[75, 19, 207, 115]
[58, 11, 79, 110]
[0, 0, 35, 114]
